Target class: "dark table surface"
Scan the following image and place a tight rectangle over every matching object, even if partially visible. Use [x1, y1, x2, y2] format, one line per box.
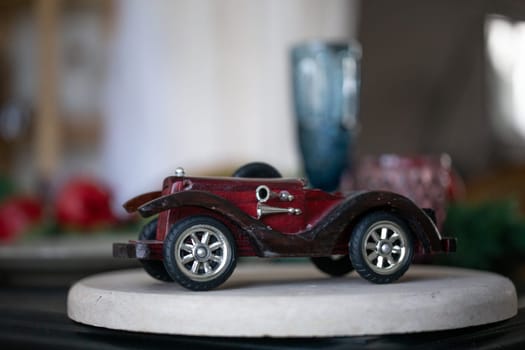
[1, 284, 524, 350]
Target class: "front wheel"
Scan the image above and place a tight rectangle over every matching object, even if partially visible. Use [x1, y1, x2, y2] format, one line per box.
[163, 216, 237, 291]
[139, 218, 173, 282]
[311, 255, 353, 277]
[349, 211, 414, 284]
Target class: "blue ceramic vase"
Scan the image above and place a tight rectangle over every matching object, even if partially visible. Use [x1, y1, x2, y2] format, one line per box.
[291, 42, 361, 192]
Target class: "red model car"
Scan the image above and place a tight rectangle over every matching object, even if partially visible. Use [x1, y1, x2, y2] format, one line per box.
[114, 163, 456, 291]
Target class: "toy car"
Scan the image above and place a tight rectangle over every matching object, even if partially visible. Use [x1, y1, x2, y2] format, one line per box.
[113, 163, 456, 291]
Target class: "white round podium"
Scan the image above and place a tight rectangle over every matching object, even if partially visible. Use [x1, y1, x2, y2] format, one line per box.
[67, 264, 517, 337]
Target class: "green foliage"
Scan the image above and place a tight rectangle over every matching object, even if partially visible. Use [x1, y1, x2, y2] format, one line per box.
[0, 175, 15, 202]
[439, 200, 525, 272]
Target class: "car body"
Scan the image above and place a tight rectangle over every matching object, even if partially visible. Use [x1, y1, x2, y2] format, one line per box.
[113, 165, 456, 291]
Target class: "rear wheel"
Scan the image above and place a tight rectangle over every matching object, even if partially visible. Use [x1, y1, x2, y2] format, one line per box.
[139, 218, 173, 282]
[349, 211, 414, 284]
[232, 162, 282, 178]
[163, 216, 237, 291]
[311, 255, 353, 277]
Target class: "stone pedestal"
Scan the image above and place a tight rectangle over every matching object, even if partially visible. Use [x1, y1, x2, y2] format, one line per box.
[68, 264, 517, 337]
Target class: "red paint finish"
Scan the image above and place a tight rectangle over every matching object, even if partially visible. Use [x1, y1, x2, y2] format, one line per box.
[117, 173, 455, 260]
[160, 177, 310, 238]
[303, 189, 343, 227]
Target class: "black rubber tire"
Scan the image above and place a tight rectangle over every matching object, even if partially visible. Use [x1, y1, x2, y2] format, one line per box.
[163, 216, 237, 291]
[138, 218, 173, 282]
[311, 256, 354, 277]
[232, 162, 282, 178]
[349, 211, 414, 284]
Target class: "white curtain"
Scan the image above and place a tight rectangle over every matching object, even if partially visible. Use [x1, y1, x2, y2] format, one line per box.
[102, 0, 358, 212]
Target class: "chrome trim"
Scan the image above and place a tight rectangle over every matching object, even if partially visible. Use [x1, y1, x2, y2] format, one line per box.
[255, 185, 271, 203]
[279, 191, 294, 201]
[257, 203, 302, 219]
[174, 167, 185, 177]
[256, 186, 295, 203]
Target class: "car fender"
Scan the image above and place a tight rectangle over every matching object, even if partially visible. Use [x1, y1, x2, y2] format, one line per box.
[331, 191, 444, 254]
[122, 191, 163, 213]
[138, 190, 271, 255]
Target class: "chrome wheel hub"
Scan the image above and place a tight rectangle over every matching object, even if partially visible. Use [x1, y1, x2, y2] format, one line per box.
[174, 224, 231, 282]
[194, 245, 209, 261]
[379, 241, 392, 255]
[362, 220, 407, 275]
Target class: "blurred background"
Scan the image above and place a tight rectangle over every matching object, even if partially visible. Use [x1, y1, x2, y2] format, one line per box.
[0, 0, 525, 291]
